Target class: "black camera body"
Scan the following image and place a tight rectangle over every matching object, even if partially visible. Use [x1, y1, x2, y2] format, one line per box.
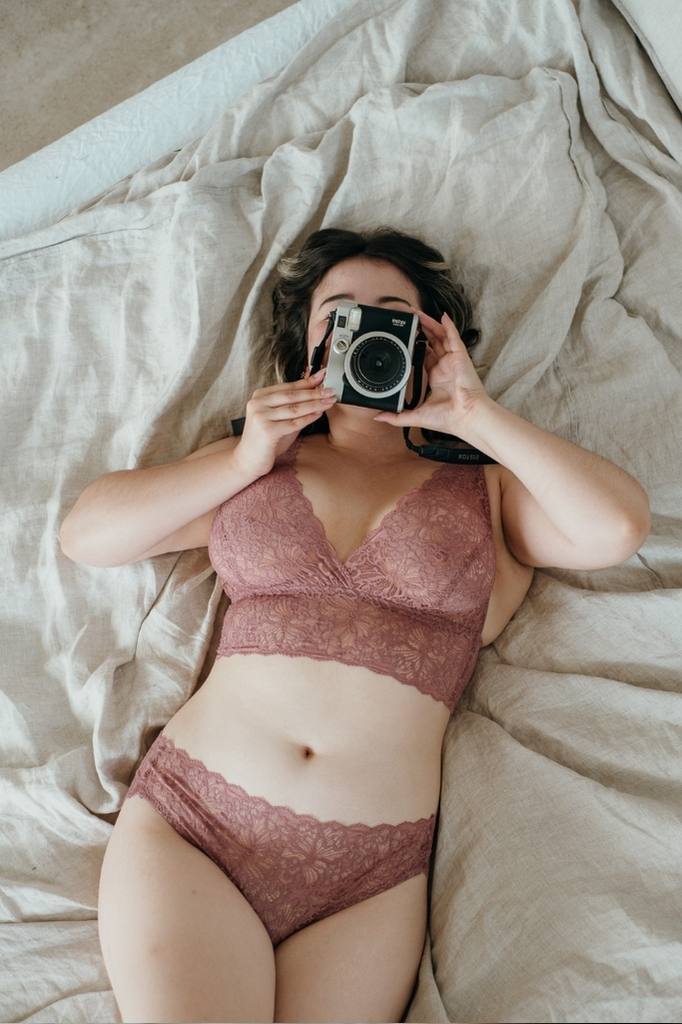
[313, 301, 421, 414]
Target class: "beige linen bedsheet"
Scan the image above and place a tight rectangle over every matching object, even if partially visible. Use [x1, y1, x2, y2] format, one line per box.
[1, 0, 680, 1021]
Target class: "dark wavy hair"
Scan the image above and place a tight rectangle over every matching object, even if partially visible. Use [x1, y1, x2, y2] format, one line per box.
[255, 225, 480, 388]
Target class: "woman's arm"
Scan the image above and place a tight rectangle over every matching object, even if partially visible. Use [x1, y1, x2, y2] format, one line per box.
[58, 438, 260, 567]
[459, 398, 651, 568]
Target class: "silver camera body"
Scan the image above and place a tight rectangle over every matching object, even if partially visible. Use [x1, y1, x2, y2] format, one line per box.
[318, 301, 422, 414]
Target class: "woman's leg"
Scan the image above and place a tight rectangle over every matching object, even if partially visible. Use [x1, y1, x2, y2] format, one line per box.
[98, 781, 276, 1023]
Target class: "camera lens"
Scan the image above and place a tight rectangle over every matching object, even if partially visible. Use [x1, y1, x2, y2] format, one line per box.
[349, 335, 406, 393]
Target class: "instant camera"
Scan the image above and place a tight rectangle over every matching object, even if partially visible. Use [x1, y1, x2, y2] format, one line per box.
[305, 300, 497, 465]
[231, 300, 496, 465]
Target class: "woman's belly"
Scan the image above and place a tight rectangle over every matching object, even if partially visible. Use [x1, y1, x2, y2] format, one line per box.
[159, 652, 451, 827]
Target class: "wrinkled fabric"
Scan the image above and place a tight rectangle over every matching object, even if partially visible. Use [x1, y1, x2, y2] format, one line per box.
[209, 435, 495, 713]
[125, 733, 436, 947]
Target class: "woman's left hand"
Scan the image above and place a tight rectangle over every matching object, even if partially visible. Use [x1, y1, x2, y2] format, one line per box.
[373, 308, 490, 433]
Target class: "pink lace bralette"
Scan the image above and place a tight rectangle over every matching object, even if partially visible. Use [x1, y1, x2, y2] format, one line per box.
[208, 433, 496, 713]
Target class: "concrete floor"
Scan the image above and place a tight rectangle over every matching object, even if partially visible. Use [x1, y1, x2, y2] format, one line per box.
[1, 0, 298, 172]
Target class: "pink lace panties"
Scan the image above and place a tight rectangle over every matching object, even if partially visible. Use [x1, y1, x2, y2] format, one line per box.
[124, 733, 437, 947]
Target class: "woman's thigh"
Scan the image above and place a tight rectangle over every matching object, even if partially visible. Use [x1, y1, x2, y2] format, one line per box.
[98, 794, 276, 1024]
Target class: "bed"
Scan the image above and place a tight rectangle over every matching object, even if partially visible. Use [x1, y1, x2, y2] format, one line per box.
[1, 0, 680, 1020]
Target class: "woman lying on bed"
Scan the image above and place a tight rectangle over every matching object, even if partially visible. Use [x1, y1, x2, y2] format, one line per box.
[59, 224, 651, 1024]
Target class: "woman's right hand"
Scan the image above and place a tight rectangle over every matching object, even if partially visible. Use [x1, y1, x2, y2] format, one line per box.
[233, 368, 337, 478]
